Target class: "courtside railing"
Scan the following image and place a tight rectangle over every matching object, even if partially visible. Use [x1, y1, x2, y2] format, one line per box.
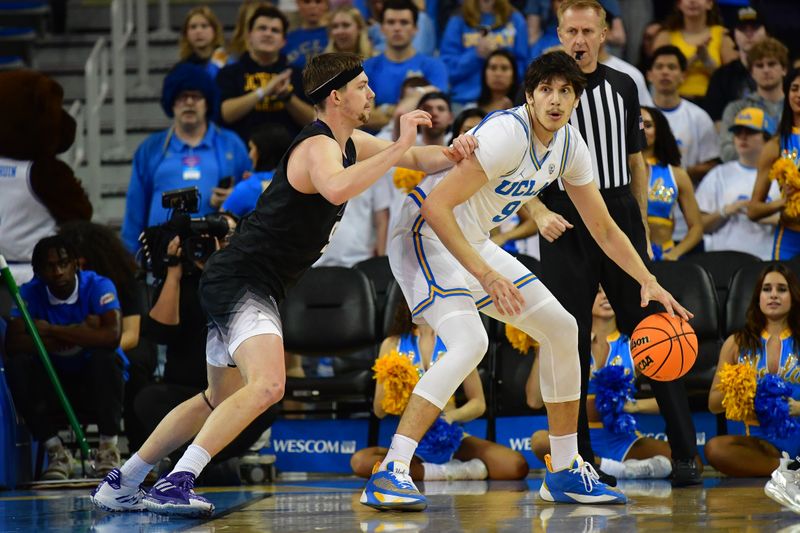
[64, 100, 86, 170]
[85, 37, 110, 209]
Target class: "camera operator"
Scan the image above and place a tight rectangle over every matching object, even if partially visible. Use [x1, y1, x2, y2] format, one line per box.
[121, 62, 252, 254]
[132, 214, 276, 472]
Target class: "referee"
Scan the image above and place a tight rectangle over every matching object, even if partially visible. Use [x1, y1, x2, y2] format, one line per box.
[529, 0, 701, 486]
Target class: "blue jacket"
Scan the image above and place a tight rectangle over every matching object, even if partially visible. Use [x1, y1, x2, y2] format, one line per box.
[440, 11, 528, 103]
[121, 124, 251, 253]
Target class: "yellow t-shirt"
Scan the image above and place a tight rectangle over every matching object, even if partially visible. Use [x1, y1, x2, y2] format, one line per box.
[669, 25, 725, 99]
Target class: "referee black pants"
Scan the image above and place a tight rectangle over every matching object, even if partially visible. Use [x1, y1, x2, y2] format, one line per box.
[539, 186, 698, 462]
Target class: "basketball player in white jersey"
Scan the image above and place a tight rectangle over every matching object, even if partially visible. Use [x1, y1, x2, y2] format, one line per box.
[361, 50, 692, 510]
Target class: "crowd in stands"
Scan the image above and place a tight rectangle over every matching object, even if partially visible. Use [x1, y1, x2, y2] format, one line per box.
[2, 0, 800, 483]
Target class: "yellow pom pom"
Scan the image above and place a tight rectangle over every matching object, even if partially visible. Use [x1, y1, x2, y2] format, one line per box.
[393, 167, 426, 193]
[373, 350, 420, 415]
[717, 362, 757, 432]
[769, 158, 800, 219]
[505, 324, 538, 355]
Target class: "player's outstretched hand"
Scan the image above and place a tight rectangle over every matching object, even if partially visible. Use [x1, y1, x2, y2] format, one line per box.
[443, 134, 478, 162]
[481, 270, 525, 316]
[640, 277, 693, 321]
[397, 110, 432, 148]
[534, 210, 573, 242]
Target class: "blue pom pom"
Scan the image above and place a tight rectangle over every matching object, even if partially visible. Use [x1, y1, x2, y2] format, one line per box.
[593, 365, 637, 434]
[755, 374, 800, 440]
[416, 417, 464, 464]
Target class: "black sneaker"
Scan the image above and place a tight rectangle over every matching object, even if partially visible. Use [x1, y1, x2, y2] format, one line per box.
[595, 466, 617, 487]
[671, 459, 702, 487]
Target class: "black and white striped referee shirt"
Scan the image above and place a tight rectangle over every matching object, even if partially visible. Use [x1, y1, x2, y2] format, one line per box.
[558, 63, 646, 191]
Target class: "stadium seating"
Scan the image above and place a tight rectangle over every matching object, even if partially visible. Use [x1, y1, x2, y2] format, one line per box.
[682, 250, 760, 327]
[354, 256, 394, 337]
[281, 266, 378, 416]
[0, 2, 49, 35]
[649, 261, 721, 408]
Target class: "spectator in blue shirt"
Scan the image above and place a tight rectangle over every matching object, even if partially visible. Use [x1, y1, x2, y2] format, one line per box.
[363, 0, 449, 131]
[528, 0, 560, 60]
[284, 0, 330, 69]
[121, 63, 251, 254]
[353, 0, 437, 54]
[223, 124, 294, 217]
[439, 0, 528, 106]
[5, 236, 125, 481]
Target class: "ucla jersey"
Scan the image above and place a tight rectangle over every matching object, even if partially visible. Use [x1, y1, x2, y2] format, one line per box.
[647, 163, 678, 223]
[396, 332, 447, 375]
[735, 331, 800, 397]
[773, 131, 800, 260]
[780, 130, 800, 166]
[587, 331, 642, 461]
[728, 330, 800, 456]
[588, 331, 637, 395]
[405, 105, 594, 243]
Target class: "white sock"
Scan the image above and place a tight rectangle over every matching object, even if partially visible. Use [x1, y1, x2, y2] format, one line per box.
[171, 444, 212, 478]
[599, 457, 625, 478]
[44, 436, 62, 450]
[120, 452, 155, 488]
[549, 433, 578, 471]
[422, 462, 447, 480]
[379, 434, 418, 471]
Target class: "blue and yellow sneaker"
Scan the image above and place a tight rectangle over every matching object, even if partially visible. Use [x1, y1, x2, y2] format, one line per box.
[360, 461, 427, 511]
[540, 455, 628, 504]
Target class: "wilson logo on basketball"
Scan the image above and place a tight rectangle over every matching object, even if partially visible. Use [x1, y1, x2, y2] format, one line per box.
[630, 336, 650, 348]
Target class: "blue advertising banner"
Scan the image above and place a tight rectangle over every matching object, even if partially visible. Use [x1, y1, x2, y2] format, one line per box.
[269, 412, 719, 473]
[633, 412, 719, 463]
[271, 419, 369, 473]
[495, 413, 720, 469]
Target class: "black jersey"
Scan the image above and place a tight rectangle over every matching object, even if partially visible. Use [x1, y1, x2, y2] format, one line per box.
[203, 120, 356, 301]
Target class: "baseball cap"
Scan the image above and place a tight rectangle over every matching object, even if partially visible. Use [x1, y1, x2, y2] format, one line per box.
[729, 107, 775, 135]
[734, 7, 764, 31]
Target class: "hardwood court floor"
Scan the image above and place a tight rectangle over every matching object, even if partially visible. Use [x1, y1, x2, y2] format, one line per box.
[1, 475, 799, 532]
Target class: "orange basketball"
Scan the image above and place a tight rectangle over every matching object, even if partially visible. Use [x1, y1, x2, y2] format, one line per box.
[630, 312, 698, 381]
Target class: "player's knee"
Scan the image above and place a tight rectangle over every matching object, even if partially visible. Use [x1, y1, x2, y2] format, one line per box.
[445, 323, 489, 367]
[471, 329, 490, 364]
[553, 307, 578, 342]
[250, 380, 285, 412]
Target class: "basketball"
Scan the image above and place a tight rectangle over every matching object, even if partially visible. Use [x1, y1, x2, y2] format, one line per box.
[630, 313, 698, 381]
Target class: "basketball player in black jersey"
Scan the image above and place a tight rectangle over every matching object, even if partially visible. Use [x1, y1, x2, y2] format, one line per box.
[90, 52, 477, 517]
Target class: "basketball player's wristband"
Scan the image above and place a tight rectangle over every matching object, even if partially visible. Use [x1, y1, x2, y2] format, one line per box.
[165, 255, 180, 267]
[719, 205, 728, 219]
[255, 87, 265, 100]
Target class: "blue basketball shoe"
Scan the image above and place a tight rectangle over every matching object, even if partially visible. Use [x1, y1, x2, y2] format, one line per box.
[540, 455, 628, 504]
[142, 471, 214, 517]
[360, 461, 427, 511]
[90, 468, 146, 512]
